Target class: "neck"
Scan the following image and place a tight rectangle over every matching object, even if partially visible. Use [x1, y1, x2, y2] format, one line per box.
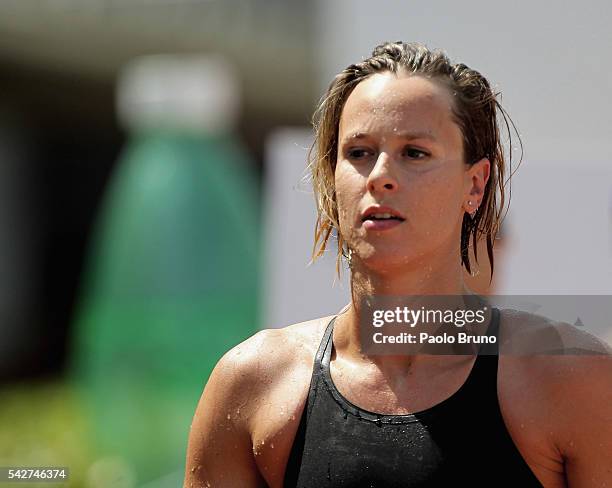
[334, 249, 472, 375]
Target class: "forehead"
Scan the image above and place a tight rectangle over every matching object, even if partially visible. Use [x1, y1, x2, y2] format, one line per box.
[339, 72, 459, 143]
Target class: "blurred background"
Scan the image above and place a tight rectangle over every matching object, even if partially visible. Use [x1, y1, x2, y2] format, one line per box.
[0, 0, 610, 486]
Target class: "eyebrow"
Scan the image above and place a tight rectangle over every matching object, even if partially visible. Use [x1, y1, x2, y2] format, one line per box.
[341, 131, 437, 144]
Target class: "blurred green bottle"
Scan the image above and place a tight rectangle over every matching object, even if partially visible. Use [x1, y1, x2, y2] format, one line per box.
[70, 55, 260, 485]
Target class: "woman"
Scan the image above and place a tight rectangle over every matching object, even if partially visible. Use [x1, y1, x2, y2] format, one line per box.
[184, 42, 611, 487]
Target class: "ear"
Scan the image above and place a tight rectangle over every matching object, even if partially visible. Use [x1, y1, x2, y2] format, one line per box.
[463, 158, 490, 213]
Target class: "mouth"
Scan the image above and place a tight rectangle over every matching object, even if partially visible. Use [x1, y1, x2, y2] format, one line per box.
[361, 213, 405, 222]
[361, 206, 406, 231]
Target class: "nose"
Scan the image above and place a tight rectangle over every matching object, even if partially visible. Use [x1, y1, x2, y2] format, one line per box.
[366, 151, 398, 194]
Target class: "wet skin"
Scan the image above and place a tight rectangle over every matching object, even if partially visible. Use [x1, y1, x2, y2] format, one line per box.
[184, 73, 612, 488]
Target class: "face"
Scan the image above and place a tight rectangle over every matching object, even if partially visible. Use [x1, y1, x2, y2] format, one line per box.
[335, 72, 489, 272]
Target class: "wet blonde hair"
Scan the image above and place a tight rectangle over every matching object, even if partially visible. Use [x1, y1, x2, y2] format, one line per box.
[308, 41, 521, 279]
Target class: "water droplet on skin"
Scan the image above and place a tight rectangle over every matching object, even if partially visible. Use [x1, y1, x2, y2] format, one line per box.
[271, 443, 275, 448]
[227, 413, 231, 420]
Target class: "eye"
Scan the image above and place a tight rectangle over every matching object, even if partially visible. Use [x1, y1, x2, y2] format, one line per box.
[403, 147, 429, 159]
[346, 148, 373, 160]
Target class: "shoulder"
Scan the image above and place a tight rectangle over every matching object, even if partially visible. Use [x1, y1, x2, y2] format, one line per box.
[185, 315, 335, 485]
[497, 308, 612, 355]
[222, 315, 333, 371]
[497, 309, 612, 456]
[497, 308, 611, 389]
[205, 315, 334, 408]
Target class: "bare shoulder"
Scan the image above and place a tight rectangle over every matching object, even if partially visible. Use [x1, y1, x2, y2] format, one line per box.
[225, 315, 333, 368]
[497, 308, 612, 356]
[208, 315, 334, 405]
[497, 309, 612, 464]
[184, 315, 336, 487]
[497, 308, 611, 390]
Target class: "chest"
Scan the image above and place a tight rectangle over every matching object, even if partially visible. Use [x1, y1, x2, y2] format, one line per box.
[249, 355, 564, 488]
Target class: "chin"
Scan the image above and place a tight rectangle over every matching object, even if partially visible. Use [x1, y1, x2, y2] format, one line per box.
[357, 248, 416, 273]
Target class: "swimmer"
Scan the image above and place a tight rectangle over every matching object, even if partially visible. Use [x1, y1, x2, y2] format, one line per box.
[184, 41, 612, 487]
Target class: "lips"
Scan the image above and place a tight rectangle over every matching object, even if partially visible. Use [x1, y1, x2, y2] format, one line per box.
[361, 205, 406, 222]
[361, 205, 405, 231]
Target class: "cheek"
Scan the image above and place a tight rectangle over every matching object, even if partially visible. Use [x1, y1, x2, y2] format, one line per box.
[408, 168, 464, 226]
[334, 164, 364, 225]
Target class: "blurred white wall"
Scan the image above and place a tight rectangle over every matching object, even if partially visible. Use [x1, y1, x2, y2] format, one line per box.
[262, 128, 350, 328]
[312, 0, 612, 295]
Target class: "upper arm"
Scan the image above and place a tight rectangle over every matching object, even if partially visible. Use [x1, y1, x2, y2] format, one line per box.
[502, 317, 612, 487]
[550, 355, 612, 487]
[184, 339, 267, 488]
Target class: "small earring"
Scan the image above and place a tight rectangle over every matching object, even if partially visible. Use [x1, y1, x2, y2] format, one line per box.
[467, 200, 478, 219]
[347, 248, 353, 269]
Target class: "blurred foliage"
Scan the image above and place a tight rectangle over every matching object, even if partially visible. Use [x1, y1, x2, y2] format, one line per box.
[0, 381, 93, 487]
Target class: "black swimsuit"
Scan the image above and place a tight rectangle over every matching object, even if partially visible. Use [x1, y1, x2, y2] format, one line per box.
[283, 308, 544, 487]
